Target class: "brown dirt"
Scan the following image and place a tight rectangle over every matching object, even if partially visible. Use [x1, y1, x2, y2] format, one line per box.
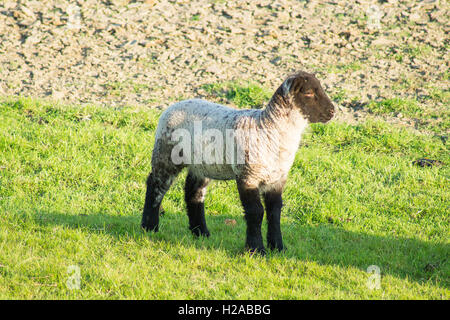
[0, 0, 448, 128]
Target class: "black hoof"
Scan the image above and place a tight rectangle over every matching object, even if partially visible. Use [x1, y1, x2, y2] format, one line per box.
[268, 238, 285, 252]
[190, 226, 210, 237]
[268, 243, 285, 252]
[247, 246, 266, 256]
[141, 220, 159, 232]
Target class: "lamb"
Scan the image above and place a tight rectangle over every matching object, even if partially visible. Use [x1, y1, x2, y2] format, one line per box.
[141, 71, 335, 254]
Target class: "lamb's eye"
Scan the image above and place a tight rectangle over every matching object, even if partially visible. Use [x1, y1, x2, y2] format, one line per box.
[303, 90, 315, 98]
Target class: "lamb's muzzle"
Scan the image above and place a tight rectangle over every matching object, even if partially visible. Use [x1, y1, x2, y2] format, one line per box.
[141, 71, 335, 254]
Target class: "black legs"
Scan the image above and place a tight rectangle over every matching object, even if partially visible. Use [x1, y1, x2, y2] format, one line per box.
[141, 172, 160, 232]
[237, 181, 285, 254]
[237, 182, 266, 254]
[141, 170, 177, 232]
[184, 171, 210, 237]
[263, 190, 284, 251]
[142, 169, 285, 254]
[141, 169, 210, 237]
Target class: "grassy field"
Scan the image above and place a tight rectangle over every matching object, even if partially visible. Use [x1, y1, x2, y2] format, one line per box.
[0, 95, 448, 299]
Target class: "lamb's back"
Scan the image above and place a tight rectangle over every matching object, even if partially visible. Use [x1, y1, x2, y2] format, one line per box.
[159, 99, 258, 132]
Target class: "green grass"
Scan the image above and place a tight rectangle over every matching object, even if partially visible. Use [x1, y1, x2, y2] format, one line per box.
[0, 97, 449, 299]
[367, 98, 423, 117]
[202, 81, 272, 108]
[104, 80, 152, 97]
[405, 44, 433, 59]
[313, 62, 362, 75]
[366, 97, 450, 134]
[393, 54, 404, 63]
[328, 62, 362, 74]
[190, 14, 200, 21]
[428, 88, 450, 105]
[331, 89, 349, 104]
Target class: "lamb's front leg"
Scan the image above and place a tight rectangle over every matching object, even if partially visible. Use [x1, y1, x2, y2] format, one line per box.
[263, 189, 284, 251]
[237, 181, 265, 255]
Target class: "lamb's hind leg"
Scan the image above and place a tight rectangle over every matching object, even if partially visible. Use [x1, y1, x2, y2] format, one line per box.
[237, 181, 265, 255]
[185, 171, 210, 237]
[141, 168, 179, 232]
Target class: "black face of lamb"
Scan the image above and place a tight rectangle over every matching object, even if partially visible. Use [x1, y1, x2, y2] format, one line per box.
[184, 171, 210, 237]
[290, 72, 335, 123]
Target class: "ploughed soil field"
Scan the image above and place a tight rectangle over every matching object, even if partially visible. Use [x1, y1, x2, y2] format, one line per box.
[0, 0, 448, 133]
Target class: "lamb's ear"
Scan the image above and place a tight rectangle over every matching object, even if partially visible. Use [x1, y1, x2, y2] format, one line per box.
[281, 77, 294, 96]
[282, 75, 304, 96]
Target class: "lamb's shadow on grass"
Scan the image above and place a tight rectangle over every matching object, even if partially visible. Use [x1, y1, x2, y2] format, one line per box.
[35, 210, 449, 288]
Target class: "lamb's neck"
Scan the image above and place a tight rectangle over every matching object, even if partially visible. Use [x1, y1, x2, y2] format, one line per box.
[260, 100, 308, 138]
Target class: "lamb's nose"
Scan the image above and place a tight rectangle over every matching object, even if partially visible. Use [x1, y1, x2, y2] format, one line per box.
[330, 103, 336, 115]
